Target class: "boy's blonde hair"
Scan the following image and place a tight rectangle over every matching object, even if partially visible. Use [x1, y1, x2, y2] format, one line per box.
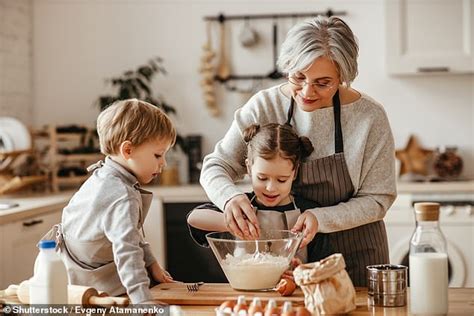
[97, 99, 176, 155]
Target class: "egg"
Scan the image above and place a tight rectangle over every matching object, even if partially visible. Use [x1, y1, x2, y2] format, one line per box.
[219, 300, 235, 313]
[248, 297, 264, 316]
[233, 295, 248, 314]
[264, 299, 281, 316]
[276, 278, 297, 296]
[294, 306, 312, 316]
[281, 301, 295, 316]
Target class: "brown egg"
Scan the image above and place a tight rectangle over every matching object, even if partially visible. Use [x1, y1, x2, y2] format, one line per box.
[294, 306, 312, 316]
[248, 304, 264, 316]
[219, 300, 235, 313]
[233, 295, 248, 313]
[264, 306, 281, 316]
[264, 299, 281, 316]
[248, 297, 264, 316]
[281, 301, 295, 316]
[276, 278, 297, 296]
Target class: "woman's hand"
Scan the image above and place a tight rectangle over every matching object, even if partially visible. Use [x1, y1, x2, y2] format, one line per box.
[291, 211, 319, 248]
[149, 261, 175, 283]
[223, 194, 260, 239]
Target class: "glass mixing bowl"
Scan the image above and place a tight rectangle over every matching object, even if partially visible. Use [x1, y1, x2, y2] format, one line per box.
[206, 230, 303, 291]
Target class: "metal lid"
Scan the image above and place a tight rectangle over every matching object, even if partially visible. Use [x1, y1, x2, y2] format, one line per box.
[367, 264, 408, 282]
[414, 202, 440, 221]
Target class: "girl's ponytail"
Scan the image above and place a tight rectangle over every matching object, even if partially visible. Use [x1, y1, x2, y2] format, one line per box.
[243, 124, 261, 143]
[299, 136, 314, 159]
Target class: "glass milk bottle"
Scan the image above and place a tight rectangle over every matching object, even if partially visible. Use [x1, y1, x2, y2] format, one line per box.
[409, 202, 448, 315]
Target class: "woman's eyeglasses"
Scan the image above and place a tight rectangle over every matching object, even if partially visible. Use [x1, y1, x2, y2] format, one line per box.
[288, 76, 336, 93]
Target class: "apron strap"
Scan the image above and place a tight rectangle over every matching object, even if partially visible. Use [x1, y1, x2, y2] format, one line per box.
[285, 91, 344, 153]
[333, 89, 344, 153]
[286, 98, 295, 126]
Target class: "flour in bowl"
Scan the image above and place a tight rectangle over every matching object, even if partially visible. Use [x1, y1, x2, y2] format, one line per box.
[221, 253, 289, 290]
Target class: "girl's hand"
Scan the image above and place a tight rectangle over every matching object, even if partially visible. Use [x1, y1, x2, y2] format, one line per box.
[149, 261, 175, 283]
[291, 211, 319, 248]
[223, 194, 260, 239]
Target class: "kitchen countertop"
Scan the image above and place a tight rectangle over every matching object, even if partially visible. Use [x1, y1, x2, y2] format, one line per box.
[177, 287, 473, 316]
[0, 191, 72, 225]
[1, 180, 472, 224]
[2, 286, 472, 315]
[146, 180, 474, 202]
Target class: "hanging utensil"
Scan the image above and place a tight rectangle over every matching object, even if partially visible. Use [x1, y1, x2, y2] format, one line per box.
[199, 21, 219, 116]
[267, 20, 284, 80]
[239, 17, 260, 48]
[216, 18, 231, 81]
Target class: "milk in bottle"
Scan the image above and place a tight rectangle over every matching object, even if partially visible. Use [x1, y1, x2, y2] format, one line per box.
[409, 202, 448, 315]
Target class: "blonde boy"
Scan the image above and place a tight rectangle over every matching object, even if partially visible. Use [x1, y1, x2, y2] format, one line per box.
[59, 99, 176, 303]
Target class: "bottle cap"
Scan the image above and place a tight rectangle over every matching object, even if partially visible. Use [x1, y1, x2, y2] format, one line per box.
[39, 240, 56, 249]
[414, 202, 440, 221]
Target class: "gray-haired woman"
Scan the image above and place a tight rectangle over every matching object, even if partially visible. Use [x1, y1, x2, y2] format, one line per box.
[199, 16, 396, 286]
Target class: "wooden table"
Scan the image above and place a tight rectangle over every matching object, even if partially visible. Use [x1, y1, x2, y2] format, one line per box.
[2, 285, 473, 315]
[152, 283, 474, 316]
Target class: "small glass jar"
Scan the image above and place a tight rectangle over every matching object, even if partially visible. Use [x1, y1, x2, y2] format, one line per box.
[409, 202, 448, 315]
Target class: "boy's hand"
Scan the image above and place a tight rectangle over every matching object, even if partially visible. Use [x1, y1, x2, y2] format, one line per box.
[149, 262, 174, 283]
[291, 211, 318, 248]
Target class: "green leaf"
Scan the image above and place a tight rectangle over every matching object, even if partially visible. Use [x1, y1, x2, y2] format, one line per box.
[136, 78, 151, 96]
[160, 101, 176, 115]
[95, 56, 183, 152]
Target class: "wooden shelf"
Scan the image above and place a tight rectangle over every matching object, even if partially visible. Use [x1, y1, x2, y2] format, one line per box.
[34, 130, 86, 141]
[57, 153, 103, 162]
[56, 175, 89, 185]
[0, 175, 47, 195]
[37, 125, 101, 192]
[0, 149, 33, 160]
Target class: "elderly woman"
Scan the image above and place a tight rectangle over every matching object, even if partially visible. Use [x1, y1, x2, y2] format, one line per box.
[199, 16, 396, 286]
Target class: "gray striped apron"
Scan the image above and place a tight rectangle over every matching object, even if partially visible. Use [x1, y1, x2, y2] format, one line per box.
[250, 194, 308, 263]
[288, 90, 389, 286]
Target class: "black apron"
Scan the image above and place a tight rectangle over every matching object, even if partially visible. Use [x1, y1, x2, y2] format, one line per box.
[287, 90, 389, 286]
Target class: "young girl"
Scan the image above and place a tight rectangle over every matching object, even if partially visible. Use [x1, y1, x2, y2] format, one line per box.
[188, 123, 331, 264]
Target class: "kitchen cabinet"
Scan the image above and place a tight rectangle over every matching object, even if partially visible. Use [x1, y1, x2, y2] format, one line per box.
[385, 0, 474, 74]
[162, 202, 227, 283]
[0, 208, 61, 289]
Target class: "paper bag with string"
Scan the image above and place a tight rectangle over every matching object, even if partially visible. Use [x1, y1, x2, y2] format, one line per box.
[293, 253, 356, 315]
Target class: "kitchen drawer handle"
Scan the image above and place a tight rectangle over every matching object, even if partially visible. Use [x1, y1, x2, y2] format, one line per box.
[417, 67, 450, 73]
[23, 219, 44, 227]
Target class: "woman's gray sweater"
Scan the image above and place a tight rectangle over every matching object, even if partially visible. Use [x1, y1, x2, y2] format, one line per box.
[200, 84, 397, 233]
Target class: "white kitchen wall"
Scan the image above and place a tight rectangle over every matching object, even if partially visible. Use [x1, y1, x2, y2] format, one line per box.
[30, 0, 474, 177]
[0, 0, 33, 123]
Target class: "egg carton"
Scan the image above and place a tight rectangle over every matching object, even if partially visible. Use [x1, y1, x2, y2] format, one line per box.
[215, 295, 311, 316]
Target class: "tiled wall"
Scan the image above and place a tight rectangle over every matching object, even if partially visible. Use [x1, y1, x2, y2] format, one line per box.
[0, 0, 32, 124]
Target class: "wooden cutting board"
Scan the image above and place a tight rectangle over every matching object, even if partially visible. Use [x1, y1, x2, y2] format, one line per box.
[150, 283, 305, 306]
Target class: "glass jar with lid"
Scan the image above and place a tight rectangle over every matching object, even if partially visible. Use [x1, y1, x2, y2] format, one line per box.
[409, 202, 448, 315]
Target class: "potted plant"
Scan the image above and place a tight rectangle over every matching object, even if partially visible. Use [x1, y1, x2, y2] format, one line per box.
[96, 57, 186, 152]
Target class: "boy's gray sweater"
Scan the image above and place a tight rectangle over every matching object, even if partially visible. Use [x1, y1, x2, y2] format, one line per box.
[61, 157, 156, 303]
